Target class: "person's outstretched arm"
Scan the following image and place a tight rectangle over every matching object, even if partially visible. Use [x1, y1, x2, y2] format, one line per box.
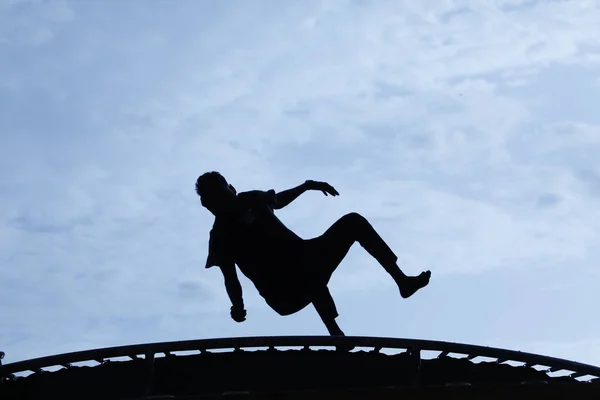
[220, 263, 246, 322]
[274, 180, 339, 209]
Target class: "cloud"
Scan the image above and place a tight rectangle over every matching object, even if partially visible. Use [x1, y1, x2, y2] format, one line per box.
[0, 0, 75, 46]
[0, 0, 599, 367]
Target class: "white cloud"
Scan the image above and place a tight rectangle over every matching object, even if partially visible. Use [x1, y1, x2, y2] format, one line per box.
[0, 0, 75, 46]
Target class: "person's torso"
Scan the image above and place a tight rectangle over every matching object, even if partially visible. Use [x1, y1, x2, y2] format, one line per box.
[216, 191, 304, 284]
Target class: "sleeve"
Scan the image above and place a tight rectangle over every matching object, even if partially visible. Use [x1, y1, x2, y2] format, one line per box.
[204, 227, 233, 269]
[265, 189, 280, 209]
[238, 189, 279, 210]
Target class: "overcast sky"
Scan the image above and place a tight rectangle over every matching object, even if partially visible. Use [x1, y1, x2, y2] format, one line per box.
[1, 0, 600, 370]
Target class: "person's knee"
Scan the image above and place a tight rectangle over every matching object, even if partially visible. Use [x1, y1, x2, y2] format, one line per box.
[344, 212, 368, 226]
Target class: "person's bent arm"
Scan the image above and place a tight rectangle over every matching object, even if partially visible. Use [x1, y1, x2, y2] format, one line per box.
[274, 182, 309, 209]
[274, 180, 339, 209]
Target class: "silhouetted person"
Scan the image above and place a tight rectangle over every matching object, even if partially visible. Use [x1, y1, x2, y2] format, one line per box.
[196, 172, 431, 337]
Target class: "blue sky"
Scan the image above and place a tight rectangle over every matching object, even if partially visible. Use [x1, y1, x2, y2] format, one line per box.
[1, 0, 600, 368]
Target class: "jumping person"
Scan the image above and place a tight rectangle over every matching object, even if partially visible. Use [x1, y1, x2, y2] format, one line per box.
[196, 172, 431, 337]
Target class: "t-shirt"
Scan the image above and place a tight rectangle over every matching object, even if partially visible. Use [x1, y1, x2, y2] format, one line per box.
[205, 190, 309, 313]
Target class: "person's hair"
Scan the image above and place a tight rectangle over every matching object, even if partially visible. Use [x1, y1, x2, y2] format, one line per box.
[195, 171, 227, 197]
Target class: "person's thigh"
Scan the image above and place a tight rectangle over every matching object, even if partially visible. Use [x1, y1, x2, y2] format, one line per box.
[303, 214, 360, 283]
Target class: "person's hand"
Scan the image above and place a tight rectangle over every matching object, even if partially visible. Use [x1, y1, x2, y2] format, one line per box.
[305, 180, 339, 197]
[230, 305, 247, 323]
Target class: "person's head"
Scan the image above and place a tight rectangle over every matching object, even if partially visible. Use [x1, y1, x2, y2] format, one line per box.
[195, 171, 237, 215]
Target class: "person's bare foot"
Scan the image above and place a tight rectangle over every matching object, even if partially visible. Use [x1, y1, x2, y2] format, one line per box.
[328, 328, 355, 351]
[333, 334, 355, 352]
[399, 271, 431, 299]
[336, 343, 355, 352]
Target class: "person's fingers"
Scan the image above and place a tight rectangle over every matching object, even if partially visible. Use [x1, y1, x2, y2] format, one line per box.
[324, 183, 339, 196]
[315, 181, 338, 196]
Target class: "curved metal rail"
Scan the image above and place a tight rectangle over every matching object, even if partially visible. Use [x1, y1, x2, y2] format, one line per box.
[1, 336, 600, 384]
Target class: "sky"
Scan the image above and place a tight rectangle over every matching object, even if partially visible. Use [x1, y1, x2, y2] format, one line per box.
[1, 0, 600, 372]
